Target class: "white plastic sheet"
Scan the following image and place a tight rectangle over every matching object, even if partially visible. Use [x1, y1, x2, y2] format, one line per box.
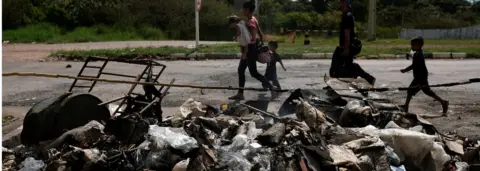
[146, 125, 198, 154]
[20, 157, 45, 171]
[430, 142, 451, 171]
[455, 162, 469, 171]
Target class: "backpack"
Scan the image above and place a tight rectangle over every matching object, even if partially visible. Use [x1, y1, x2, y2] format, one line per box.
[257, 45, 271, 64]
[350, 37, 362, 57]
[245, 17, 271, 63]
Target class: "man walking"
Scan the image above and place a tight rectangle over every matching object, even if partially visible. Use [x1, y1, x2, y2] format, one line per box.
[329, 0, 376, 85]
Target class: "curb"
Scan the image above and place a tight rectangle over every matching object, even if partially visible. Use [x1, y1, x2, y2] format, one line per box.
[54, 52, 478, 61]
[171, 52, 473, 60]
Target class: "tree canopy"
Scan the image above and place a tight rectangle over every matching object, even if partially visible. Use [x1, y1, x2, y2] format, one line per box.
[3, 0, 479, 39]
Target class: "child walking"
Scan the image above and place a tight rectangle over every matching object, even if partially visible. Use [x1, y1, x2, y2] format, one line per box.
[228, 16, 251, 59]
[400, 36, 449, 114]
[265, 41, 286, 90]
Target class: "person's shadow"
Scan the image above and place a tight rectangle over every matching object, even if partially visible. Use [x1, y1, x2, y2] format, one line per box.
[243, 93, 270, 112]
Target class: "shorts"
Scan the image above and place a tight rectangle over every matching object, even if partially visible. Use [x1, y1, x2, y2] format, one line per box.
[407, 78, 433, 96]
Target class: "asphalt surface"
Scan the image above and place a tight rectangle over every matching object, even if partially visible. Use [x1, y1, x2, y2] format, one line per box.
[3, 59, 480, 137]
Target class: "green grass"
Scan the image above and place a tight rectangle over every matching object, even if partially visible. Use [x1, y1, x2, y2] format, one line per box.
[2, 115, 15, 125]
[51, 38, 480, 59]
[52, 46, 194, 60]
[3, 23, 167, 43]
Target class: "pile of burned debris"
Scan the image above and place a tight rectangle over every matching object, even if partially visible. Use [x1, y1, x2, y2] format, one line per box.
[3, 87, 480, 171]
[2, 57, 479, 171]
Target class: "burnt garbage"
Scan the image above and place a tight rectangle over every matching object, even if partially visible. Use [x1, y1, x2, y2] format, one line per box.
[3, 65, 479, 171]
[4, 93, 476, 171]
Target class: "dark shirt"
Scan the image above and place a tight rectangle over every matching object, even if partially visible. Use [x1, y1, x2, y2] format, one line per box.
[339, 11, 356, 47]
[406, 50, 429, 79]
[267, 52, 281, 71]
[265, 51, 282, 79]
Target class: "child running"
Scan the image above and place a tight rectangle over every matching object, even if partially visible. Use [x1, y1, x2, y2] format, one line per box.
[265, 41, 286, 90]
[228, 15, 251, 59]
[400, 36, 449, 114]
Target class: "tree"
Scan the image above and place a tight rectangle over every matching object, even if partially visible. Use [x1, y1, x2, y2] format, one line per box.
[431, 0, 471, 14]
[311, 0, 331, 13]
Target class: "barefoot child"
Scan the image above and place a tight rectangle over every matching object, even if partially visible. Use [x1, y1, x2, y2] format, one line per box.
[228, 16, 251, 59]
[265, 41, 286, 90]
[400, 36, 449, 114]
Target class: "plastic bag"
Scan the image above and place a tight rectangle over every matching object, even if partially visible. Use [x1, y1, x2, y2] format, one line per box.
[228, 134, 249, 152]
[455, 162, 469, 171]
[20, 157, 45, 171]
[347, 125, 437, 168]
[172, 98, 206, 126]
[339, 100, 372, 127]
[409, 125, 424, 133]
[146, 125, 198, 154]
[390, 165, 406, 171]
[431, 142, 451, 171]
[135, 141, 151, 167]
[108, 104, 124, 117]
[145, 150, 181, 170]
[295, 98, 326, 130]
[377, 128, 437, 165]
[386, 146, 401, 167]
[217, 152, 252, 171]
[245, 122, 263, 141]
[385, 121, 402, 129]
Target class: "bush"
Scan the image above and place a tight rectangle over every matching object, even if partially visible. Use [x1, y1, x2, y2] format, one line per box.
[376, 27, 402, 39]
[137, 26, 167, 40]
[2, 23, 61, 42]
[2, 23, 171, 43]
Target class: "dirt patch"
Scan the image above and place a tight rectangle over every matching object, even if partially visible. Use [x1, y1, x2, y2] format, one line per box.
[2, 41, 228, 61]
[2, 106, 30, 135]
[385, 90, 480, 138]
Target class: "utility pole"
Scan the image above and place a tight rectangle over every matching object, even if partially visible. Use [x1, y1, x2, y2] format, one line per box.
[367, 0, 377, 41]
[255, 0, 260, 15]
[195, 0, 201, 50]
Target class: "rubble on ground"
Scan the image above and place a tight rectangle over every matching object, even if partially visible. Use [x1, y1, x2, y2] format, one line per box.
[4, 88, 479, 171]
[2, 59, 479, 171]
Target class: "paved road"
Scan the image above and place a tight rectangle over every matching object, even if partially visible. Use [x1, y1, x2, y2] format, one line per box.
[2, 41, 229, 61]
[3, 59, 480, 136]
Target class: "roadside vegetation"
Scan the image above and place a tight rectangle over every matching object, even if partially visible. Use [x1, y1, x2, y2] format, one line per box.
[2, 115, 15, 125]
[3, 23, 167, 43]
[51, 38, 480, 59]
[3, 0, 480, 43]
